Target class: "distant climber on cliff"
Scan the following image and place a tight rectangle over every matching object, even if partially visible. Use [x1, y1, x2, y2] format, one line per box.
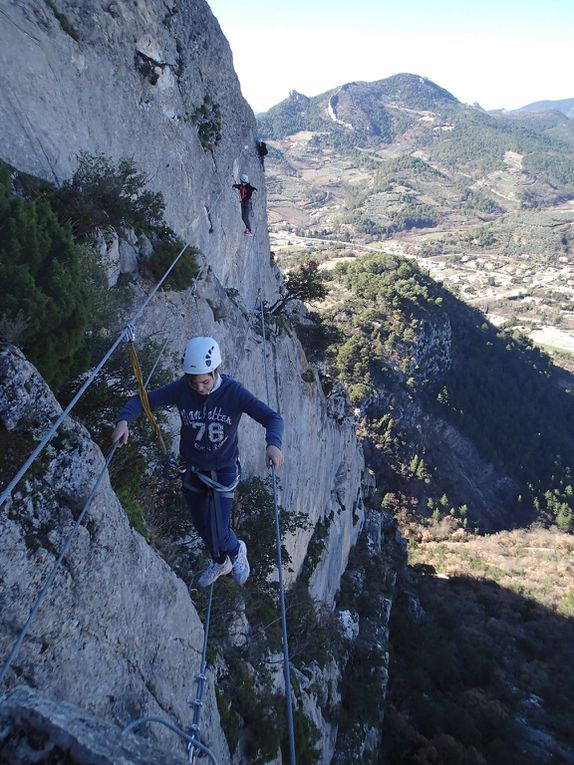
[232, 174, 257, 235]
[111, 337, 284, 588]
[257, 140, 268, 169]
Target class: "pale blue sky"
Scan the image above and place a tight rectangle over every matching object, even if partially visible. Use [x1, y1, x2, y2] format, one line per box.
[207, 0, 573, 113]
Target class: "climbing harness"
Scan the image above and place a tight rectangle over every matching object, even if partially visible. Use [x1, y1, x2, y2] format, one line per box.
[183, 465, 241, 561]
[186, 465, 241, 495]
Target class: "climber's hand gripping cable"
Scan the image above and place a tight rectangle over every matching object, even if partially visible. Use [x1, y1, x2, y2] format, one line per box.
[112, 419, 129, 447]
[266, 444, 284, 469]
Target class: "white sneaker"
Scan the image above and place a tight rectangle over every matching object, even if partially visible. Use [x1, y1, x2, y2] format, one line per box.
[198, 556, 232, 587]
[232, 540, 250, 585]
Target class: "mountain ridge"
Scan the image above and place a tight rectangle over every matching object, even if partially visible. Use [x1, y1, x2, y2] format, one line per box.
[514, 96, 574, 120]
[259, 73, 463, 142]
[258, 70, 574, 361]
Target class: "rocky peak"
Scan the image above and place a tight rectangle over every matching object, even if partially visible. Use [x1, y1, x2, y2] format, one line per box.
[288, 89, 309, 103]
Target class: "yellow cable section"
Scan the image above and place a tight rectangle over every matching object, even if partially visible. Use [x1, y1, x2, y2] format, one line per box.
[128, 341, 168, 455]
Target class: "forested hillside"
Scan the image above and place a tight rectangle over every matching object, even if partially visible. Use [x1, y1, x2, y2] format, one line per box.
[309, 252, 574, 531]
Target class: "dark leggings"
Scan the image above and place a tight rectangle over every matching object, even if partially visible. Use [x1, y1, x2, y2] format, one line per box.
[240, 199, 252, 230]
[183, 466, 239, 563]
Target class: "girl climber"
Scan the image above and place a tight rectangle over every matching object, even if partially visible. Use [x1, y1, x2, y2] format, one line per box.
[232, 173, 257, 235]
[112, 337, 284, 588]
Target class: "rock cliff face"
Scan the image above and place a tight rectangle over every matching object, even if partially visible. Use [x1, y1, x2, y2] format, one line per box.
[0, 0, 273, 306]
[0, 686, 193, 765]
[363, 312, 519, 527]
[0, 345, 231, 761]
[0, 2, 373, 761]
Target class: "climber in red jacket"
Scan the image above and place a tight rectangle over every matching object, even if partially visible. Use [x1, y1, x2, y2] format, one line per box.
[232, 174, 257, 235]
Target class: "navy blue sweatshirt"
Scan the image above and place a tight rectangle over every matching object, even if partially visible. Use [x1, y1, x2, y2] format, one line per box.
[117, 374, 283, 471]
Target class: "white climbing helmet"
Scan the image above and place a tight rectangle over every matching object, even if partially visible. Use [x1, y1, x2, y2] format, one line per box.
[182, 337, 222, 374]
[240, 173, 249, 183]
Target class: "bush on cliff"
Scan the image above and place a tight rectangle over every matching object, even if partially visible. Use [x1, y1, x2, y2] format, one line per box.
[0, 164, 94, 389]
[47, 152, 165, 238]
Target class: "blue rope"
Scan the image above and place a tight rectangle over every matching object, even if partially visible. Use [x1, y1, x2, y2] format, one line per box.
[254, 245, 297, 765]
[269, 463, 296, 765]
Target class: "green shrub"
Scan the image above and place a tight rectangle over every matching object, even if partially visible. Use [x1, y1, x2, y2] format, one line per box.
[48, 152, 165, 237]
[269, 259, 328, 315]
[283, 706, 321, 765]
[184, 95, 222, 151]
[116, 486, 151, 540]
[234, 477, 310, 590]
[0, 165, 94, 389]
[147, 238, 201, 291]
[217, 659, 286, 764]
[286, 580, 343, 667]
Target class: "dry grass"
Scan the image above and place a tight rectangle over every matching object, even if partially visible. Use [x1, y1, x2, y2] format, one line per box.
[408, 525, 574, 617]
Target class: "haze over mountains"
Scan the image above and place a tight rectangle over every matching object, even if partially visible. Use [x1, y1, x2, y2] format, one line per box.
[514, 96, 574, 119]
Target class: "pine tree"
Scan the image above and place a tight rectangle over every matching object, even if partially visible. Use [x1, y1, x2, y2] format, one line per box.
[0, 166, 92, 389]
[268, 259, 327, 315]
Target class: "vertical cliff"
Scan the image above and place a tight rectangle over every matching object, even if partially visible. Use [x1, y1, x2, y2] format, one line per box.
[0, 0, 272, 305]
[0, 345, 231, 761]
[0, 1, 376, 762]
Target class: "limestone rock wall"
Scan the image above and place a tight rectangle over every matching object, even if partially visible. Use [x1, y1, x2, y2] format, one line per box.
[0, 0, 273, 306]
[0, 687, 189, 765]
[0, 346, 230, 762]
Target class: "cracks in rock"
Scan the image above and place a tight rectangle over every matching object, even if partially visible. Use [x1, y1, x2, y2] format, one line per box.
[173, 37, 185, 78]
[80, 624, 197, 722]
[103, 2, 121, 20]
[3, 88, 62, 184]
[0, 7, 41, 45]
[161, 3, 179, 29]
[205, 206, 214, 233]
[134, 50, 179, 87]
[45, 0, 80, 42]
